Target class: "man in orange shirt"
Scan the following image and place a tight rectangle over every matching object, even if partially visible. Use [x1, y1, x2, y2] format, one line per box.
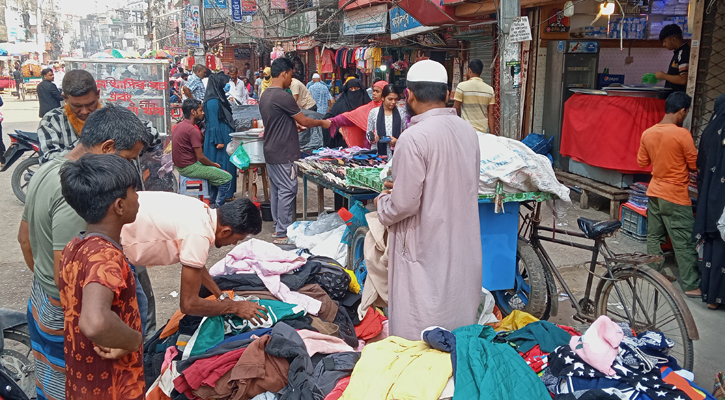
[637, 91, 700, 297]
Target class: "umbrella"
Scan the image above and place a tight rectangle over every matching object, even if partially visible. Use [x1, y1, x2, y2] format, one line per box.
[103, 49, 124, 58]
[124, 50, 141, 58]
[91, 52, 114, 58]
[155, 49, 173, 59]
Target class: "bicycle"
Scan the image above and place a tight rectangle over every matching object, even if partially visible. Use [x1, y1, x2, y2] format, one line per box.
[494, 201, 699, 371]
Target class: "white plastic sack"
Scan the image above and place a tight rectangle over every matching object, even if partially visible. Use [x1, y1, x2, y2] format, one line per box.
[477, 288, 499, 325]
[226, 140, 240, 156]
[477, 131, 572, 217]
[309, 225, 348, 267]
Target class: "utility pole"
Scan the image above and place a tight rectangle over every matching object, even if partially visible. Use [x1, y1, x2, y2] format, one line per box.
[498, 0, 521, 139]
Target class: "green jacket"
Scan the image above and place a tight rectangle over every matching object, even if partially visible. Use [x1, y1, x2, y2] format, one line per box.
[452, 324, 550, 400]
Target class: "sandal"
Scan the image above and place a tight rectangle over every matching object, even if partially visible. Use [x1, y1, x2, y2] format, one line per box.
[708, 304, 720, 310]
[685, 289, 702, 298]
[273, 237, 290, 245]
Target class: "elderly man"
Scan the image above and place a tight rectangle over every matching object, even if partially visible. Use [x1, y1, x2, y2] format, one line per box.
[183, 63, 207, 101]
[374, 60, 482, 340]
[18, 105, 151, 400]
[37, 69, 161, 335]
[308, 73, 332, 115]
[227, 66, 248, 105]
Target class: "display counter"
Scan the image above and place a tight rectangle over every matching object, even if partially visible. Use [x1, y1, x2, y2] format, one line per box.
[560, 92, 664, 174]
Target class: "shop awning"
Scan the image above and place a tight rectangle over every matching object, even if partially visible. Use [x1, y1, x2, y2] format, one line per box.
[394, 0, 459, 26]
[454, 0, 564, 17]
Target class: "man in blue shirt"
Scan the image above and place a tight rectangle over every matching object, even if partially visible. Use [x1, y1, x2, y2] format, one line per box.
[307, 73, 333, 115]
[183, 64, 206, 101]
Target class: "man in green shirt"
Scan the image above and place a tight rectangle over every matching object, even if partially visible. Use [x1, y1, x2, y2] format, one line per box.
[17, 104, 150, 400]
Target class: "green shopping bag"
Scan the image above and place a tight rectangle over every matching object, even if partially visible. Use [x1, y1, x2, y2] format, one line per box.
[230, 142, 251, 170]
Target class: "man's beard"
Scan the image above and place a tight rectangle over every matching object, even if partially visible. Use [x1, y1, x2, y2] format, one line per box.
[406, 102, 416, 117]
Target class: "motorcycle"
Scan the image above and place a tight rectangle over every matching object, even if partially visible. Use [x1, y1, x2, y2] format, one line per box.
[0, 309, 33, 400]
[0, 130, 41, 204]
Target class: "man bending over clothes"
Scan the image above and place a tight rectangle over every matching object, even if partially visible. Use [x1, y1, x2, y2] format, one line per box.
[120, 192, 269, 323]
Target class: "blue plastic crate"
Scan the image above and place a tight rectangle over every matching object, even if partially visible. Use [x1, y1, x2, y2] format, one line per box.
[620, 203, 647, 242]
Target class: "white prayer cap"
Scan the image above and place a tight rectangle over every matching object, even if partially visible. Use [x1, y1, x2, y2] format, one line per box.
[312, 73, 321, 79]
[406, 60, 448, 84]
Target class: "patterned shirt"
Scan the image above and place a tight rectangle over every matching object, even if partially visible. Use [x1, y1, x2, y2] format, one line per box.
[38, 107, 161, 165]
[38, 107, 161, 189]
[453, 77, 496, 133]
[59, 234, 144, 400]
[308, 81, 332, 115]
[184, 73, 205, 101]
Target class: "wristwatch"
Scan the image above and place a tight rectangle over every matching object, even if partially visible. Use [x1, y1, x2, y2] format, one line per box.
[218, 292, 230, 301]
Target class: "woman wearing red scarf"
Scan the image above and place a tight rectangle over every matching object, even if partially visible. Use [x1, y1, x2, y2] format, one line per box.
[326, 80, 388, 148]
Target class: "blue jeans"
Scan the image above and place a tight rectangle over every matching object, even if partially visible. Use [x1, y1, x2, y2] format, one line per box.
[209, 180, 232, 208]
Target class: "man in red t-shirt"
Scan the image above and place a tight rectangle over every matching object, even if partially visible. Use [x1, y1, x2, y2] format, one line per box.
[172, 98, 232, 206]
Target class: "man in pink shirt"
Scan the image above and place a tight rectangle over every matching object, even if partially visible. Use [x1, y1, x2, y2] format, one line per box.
[121, 192, 268, 322]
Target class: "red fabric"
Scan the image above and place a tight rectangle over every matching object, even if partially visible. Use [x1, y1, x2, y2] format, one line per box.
[324, 376, 351, 400]
[561, 94, 664, 174]
[660, 367, 705, 400]
[520, 345, 548, 373]
[173, 347, 246, 397]
[354, 308, 386, 340]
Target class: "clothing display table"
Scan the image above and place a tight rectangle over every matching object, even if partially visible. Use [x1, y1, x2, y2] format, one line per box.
[301, 171, 378, 220]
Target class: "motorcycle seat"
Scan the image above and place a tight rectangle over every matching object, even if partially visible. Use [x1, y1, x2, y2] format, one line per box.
[14, 130, 38, 142]
[577, 217, 621, 239]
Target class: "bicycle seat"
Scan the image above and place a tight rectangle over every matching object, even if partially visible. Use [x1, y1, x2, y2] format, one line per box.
[577, 217, 622, 239]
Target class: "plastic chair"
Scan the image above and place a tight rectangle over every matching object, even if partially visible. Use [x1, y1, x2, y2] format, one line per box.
[178, 175, 210, 205]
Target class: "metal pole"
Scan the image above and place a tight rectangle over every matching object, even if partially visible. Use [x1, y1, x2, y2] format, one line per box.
[498, 0, 521, 139]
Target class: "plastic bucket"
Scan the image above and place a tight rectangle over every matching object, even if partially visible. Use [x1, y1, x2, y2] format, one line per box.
[260, 203, 273, 221]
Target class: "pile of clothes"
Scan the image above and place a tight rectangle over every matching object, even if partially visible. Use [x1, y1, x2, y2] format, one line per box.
[626, 182, 650, 212]
[295, 147, 388, 188]
[144, 236, 714, 400]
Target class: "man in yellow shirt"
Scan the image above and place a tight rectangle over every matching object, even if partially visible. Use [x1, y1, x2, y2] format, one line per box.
[637, 91, 700, 297]
[453, 59, 496, 134]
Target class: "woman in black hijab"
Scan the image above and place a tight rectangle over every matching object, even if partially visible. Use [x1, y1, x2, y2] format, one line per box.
[203, 72, 237, 206]
[693, 93, 725, 310]
[324, 79, 370, 147]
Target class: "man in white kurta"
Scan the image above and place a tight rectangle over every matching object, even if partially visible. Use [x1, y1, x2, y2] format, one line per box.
[375, 60, 483, 340]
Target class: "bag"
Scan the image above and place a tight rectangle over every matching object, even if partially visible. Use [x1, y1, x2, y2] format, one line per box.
[230, 142, 250, 170]
[521, 133, 553, 155]
[308, 255, 351, 301]
[226, 140, 240, 156]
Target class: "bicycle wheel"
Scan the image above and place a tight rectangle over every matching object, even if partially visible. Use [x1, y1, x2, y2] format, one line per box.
[492, 239, 550, 320]
[595, 265, 694, 371]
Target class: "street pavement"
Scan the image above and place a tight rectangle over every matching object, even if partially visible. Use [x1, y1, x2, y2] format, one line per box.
[0, 94, 722, 388]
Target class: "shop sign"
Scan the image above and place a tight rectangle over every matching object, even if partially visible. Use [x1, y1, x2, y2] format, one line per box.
[204, 0, 226, 8]
[231, 0, 243, 20]
[184, 1, 201, 47]
[271, 0, 287, 9]
[233, 0, 256, 17]
[544, 8, 569, 33]
[343, 4, 388, 36]
[282, 11, 317, 37]
[390, 6, 437, 39]
[297, 37, 318, 50]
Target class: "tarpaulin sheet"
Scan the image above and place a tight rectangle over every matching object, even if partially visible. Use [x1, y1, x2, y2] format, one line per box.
[561, 94, 663, 174]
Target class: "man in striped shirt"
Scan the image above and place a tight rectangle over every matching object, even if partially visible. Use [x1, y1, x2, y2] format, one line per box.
[453, 59, 496, 134]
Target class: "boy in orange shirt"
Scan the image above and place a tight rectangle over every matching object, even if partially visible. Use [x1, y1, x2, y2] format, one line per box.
[637, 91, 700, 297]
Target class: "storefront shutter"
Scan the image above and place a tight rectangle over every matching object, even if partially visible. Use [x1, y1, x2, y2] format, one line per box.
[468, 37, 495, 85]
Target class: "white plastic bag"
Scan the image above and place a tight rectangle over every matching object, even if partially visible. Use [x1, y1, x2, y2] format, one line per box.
[226, 140, 240, 156]
[477, 288, 499, 325]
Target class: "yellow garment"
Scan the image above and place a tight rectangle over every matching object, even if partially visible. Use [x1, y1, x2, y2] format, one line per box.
[259, 67, 272, 98]
[340, 336, 452, 400]
[344, 269, 360, 294]
[371, 47, 382, 69]
[344, 76, 355, 84]
[494, 310, 539, 332]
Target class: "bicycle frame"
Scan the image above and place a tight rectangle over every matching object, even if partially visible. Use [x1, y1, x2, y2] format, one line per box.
[520, 202, 639, 324]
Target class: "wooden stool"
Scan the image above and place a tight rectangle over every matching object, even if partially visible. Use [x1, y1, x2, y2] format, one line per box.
[238, 163, 271, 203]
[555, 170, 630, 220]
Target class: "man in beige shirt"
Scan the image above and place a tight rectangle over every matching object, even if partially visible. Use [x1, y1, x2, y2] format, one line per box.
[453, 59, 496, 134]
[290, 77, 318, 111]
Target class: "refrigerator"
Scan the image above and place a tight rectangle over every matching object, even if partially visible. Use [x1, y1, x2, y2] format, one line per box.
[542, 40, 599, 171]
